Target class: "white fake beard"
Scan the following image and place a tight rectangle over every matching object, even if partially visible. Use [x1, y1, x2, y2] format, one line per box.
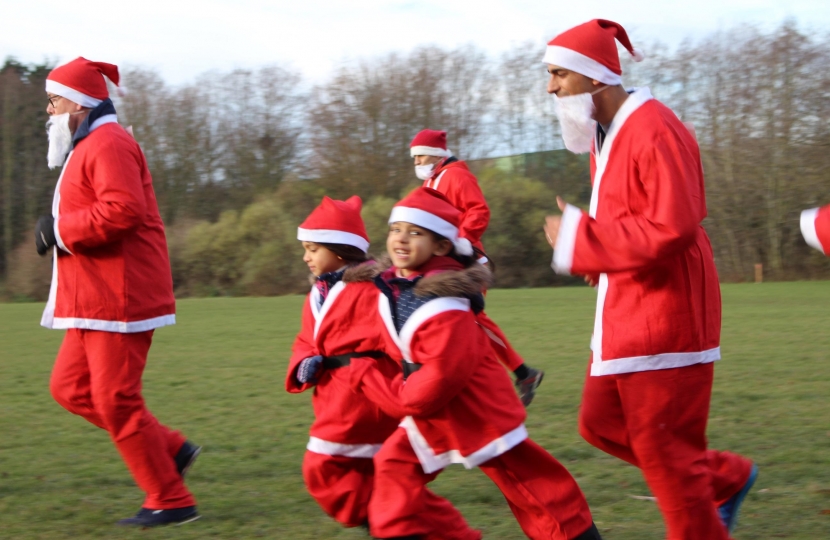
[46, 113, 73, 169]
[415, 163, 436, 180]
[553, 93, 597, 154]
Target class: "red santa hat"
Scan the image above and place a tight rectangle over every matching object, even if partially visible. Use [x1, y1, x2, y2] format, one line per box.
[410, 129, 452, 158]
[389, 188, 473, 256]
[46, 57, 124, 108]
[542, 19, 644, 86]
[297, 196, 370, 253]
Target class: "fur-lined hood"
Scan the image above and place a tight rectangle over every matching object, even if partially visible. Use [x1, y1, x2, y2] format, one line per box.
[374, 255, 493, 298]
[307, 259, 381, 286]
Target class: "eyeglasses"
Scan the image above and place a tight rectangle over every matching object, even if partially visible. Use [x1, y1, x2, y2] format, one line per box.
[47, 95, 63, 108]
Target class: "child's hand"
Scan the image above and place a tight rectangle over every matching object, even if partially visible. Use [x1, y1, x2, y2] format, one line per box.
[296, 355, 324, 384]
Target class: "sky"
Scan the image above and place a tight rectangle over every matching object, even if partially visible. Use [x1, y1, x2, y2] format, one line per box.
[3, 0, 829, 85]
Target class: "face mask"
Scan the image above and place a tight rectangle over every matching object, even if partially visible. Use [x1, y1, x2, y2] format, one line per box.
[46, 113, 74, 169]
[552, 85, 610, 154]
[415, 163, 435, 180]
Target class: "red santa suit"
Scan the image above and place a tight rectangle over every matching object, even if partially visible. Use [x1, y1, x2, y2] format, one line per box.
[42, 58, 194, 511]
[351, 189, 596, 540]
[411, 130, 525, 372]
[288, 196, 401, 527]
[800, 204, 830, 255]
[545, 21, 752, 540]
[286, 267, 402, 527]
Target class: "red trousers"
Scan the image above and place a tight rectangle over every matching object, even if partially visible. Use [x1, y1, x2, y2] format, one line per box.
[50, 329, 195, 509]
[477, 311, 524, 371]
[579, 361, 752, 540]
[369, 428, 594, 540]
[302, 451, 375, 527]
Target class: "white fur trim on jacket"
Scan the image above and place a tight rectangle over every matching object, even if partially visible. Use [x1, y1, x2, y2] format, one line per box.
[551, 204, 583, 275]
[542, 46, 622, 85]
[400, 416, 528, 474]
[591, 347, 721, 376]
[306, 437, 382, 458]
[47, 314, 176, 333]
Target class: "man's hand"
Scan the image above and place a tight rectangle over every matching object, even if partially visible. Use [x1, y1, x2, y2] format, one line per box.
[544, 197, 568, 249]
[35, 215, 57, 256]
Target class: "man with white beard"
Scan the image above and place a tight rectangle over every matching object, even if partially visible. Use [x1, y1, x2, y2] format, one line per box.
[35, 57, 201, 527]
[540, 20, 756, 540]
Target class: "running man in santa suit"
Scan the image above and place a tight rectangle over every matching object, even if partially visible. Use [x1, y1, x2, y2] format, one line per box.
[410, 129, 544, 406]
[35, 58, 201, 527]
[541, 20, 757, 540]
[800, 204, 830, 255]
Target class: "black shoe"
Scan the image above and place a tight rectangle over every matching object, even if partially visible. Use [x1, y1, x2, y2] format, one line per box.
[175, 441, 202, 477]
[117, 506, 200, 527]
[572, 523, 602, 540]
[515, 367, 544, 407]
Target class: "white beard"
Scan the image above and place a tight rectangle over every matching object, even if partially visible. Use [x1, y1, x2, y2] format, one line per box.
[415, 164, 435, 180]
[553, 93, 597, 154]
[46, 113, 73, 169]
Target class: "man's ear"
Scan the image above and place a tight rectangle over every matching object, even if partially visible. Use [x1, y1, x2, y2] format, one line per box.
[433, 239, 453, 257]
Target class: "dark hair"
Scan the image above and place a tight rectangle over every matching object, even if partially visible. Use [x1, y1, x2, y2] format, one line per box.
[316, 242, 368, 264]
[426, 231, 477, 268]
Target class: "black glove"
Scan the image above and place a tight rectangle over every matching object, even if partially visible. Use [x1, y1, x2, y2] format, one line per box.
[35, 215, 57, 256]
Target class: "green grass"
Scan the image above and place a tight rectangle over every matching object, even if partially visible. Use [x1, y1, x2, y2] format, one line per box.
[1, 282, 829, 539]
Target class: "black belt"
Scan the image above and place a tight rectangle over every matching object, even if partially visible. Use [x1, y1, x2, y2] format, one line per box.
[322, 351, 385, 369]
[402, 362, 423, 380]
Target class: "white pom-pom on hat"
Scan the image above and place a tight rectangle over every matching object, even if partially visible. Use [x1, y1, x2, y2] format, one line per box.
[631, 48, 645, 62]
[454, 237, 474, 257]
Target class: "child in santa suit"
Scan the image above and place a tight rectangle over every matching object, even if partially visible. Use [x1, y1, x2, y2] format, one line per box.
[349, 188, 602, 540]
[286, 196, 401, 528]
[801, 204, 830, 255]
[410, 129, 544, 405]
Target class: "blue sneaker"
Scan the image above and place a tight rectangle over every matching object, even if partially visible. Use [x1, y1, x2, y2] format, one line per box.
[117, 506, 200, 527]
[718, 464, 758, 533]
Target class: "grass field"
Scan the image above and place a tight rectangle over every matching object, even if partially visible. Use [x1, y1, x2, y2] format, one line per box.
[1, 282, 829, 539]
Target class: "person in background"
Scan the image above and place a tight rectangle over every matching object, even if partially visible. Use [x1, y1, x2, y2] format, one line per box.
[411, 129, 544, 405]
[36, 57, 200, 527]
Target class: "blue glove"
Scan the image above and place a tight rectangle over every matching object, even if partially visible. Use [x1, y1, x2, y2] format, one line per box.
[296, 355, 324, 384]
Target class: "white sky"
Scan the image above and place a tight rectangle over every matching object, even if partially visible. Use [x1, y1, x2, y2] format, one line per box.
[3, 0, 829, 85]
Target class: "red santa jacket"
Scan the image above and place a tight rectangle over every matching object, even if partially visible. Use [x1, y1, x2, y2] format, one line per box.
[286, 264, 401, 457]
[350, 260, 527, 474]
[424, 159, 490, 254]
[41, 116, 175, 332]
[552, 88, 721, 376]
[800, 204, 830, 255]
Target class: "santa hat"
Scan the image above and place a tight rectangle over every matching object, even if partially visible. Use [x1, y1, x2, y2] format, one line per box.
[46, 57, 125, 108]
[297, 196, 370, 253]
[410, 129, 452, 158]
[389, 188, 473, 256]
[542, 19, 644, 86]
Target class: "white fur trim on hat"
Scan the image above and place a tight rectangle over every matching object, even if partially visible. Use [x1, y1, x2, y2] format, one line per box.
[297, 228, 370, 253]
[389, 206, 458, 241]
[45, 80, 103, 108]
[454, 237, 473, 256]
[410, 145, 452, 158]
[542, 46, 622, 85]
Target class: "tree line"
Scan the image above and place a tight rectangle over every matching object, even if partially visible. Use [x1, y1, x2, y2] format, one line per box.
[1, 21, 828, 300]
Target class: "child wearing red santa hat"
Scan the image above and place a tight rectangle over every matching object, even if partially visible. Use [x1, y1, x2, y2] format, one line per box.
[410, 129, 545, 406]
[286, 196, 401, 528]
[349, 188, 602, 540]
